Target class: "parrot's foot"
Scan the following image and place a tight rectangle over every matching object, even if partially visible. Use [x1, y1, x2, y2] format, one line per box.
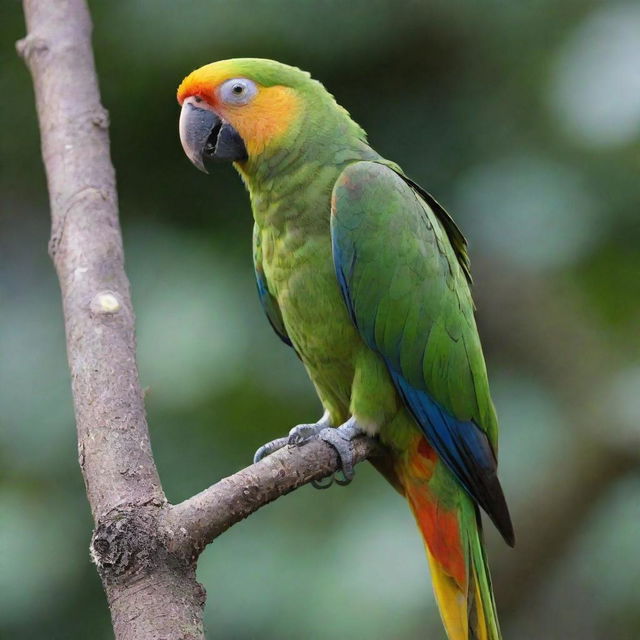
[252, 414, 362, 489]
[287, 411, 332, 446]
[252, 412, 331, 464]
[315, 418, 361, 488]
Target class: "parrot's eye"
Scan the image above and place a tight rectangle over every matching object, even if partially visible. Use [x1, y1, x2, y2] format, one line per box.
[219, 78, 258, 106]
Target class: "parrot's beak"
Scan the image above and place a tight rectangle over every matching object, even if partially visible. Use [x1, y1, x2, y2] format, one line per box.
[179, 97, 248, 173]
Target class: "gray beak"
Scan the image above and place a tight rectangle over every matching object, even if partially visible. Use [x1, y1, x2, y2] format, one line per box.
[179, 98, 248, 173]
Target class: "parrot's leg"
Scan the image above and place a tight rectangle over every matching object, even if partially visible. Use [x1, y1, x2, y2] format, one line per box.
[252, 411, 331, 463]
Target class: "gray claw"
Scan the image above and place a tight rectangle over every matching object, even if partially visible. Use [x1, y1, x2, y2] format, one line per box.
[312, 475, 335, 489]
[253, 412, 331, 464]
[253, 436, 288, 464]
[334, 471, 353, 486]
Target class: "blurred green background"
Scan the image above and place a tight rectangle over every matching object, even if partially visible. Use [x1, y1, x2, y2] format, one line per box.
[2, 1, 640, 638]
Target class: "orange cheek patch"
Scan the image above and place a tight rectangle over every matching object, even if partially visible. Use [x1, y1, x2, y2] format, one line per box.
[223, 86, 302, 157]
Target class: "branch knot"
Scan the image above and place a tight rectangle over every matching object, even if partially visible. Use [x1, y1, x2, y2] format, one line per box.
[90, 507, 161, 581]
[16, 34, 49, 62]
[91, 106, 110, 129]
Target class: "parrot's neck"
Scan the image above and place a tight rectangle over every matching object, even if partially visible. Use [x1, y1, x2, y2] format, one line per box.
[236, 123, 381, 231]
[242, 161, 339, 231]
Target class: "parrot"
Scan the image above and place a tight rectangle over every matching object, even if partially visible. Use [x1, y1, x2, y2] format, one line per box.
[177, 58, 514, 640]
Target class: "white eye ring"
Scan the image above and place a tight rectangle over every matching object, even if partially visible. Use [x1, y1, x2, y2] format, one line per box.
[219, 78, 258, 106]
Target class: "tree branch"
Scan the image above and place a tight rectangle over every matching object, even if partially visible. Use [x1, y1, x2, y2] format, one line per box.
[162, 435, 379, 555]
[16, 2, 200, 638]
[18, 0, 163, 532]
[17, 1, 379, 638]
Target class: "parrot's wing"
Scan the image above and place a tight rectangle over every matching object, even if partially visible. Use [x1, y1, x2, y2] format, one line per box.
[253, 223, 292, 348]
[400, 174, 472, 284]
[331, 161, 513, 545]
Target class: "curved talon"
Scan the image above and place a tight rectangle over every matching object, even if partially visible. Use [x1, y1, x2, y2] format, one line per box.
[252, 413, 330, 464]
[334, 471, 353, 486]
[312, 474, 334, 489]
[253, 436, 288, 464]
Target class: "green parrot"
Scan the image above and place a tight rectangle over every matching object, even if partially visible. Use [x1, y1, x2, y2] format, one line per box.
[177, 58, 514, 640]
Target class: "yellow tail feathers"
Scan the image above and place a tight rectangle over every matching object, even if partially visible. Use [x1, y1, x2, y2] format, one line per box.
[426, 547, 469, 640]
[424, 536, 500, 640]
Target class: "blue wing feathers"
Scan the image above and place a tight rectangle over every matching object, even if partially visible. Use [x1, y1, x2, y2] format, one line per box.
[390, 367, 513, 545]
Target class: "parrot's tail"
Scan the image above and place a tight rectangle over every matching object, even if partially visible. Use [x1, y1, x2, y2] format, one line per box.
[398, 435, 502, 640]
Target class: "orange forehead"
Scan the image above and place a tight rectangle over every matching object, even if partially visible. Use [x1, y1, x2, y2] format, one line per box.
[177, 62, 302, 157]
[177, 61, 237, 104]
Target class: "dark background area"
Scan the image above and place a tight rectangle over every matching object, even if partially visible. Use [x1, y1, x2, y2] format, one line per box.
[2, 1, 639, 638]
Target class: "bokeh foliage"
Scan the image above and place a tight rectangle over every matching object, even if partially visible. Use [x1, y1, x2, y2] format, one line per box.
[1, 1, 639, 638]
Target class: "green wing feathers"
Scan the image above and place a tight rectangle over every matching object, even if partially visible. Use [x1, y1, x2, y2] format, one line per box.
[330, 161, 513, 544]
[331, 161, 497, 440]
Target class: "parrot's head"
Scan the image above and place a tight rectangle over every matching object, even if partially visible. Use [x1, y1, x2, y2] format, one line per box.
[177, 58, 364, 175]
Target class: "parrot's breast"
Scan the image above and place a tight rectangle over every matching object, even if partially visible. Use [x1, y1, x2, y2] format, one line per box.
[257, 222, 364, 424]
